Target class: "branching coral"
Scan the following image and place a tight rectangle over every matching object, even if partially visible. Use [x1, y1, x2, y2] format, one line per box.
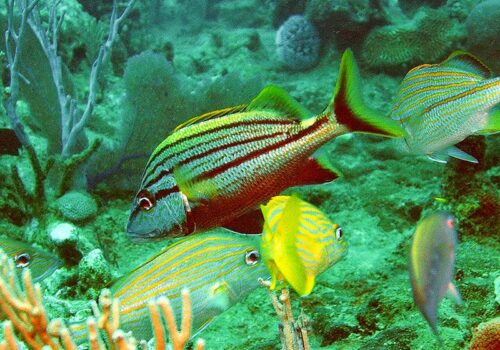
[260, 280, 311, 350]
[0, 249, 206, 349]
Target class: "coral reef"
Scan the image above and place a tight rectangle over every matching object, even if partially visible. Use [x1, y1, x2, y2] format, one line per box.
[469, 318, 500, 350]
[276, 15, 320, 71]
[361, 8, 463, 73]
[55, 191, 98, 223]
[465, 0, 500, 72]
[0, 248, 206, 349]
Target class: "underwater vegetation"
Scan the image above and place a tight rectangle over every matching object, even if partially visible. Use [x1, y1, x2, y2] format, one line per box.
[0, 0, 499, 349]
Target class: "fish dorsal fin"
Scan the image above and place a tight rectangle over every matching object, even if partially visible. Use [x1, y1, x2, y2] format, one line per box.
[173, 104, 248, 132]
[440, 51, 492, 78]
[247, 85, 313, 121]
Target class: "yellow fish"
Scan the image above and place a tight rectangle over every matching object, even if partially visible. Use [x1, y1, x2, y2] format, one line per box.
[260, 196, 347, 296]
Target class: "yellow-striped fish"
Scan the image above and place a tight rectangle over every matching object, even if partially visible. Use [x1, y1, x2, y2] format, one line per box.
[70, 230, 268, 342]
[0, 237, 61, 282]
[391, 51, 500, 163]
[127, 49, 404, 240]
[260, 196, 347, 296]
[409, 212, 462, 339]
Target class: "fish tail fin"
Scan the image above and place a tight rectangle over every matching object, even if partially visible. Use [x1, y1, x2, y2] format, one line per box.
[326, 49, 405, 138]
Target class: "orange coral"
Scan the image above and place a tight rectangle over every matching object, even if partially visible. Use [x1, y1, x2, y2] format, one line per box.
[469, 317, 500, 350]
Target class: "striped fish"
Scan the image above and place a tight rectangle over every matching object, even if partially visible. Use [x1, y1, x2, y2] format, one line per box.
[70, 230, 268, 343]
[409, 212, 462, 340]
[390, 51, 500, 163]
[0, 237, 61, 282]
[260, 196, 347, 296]
[127, 49, 404, 240]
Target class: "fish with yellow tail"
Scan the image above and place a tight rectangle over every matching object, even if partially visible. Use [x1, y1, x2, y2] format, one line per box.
[69, 230, 269, 343]
[0, 237, 61, 282]
[390, 51, 500, 163]
[127, 49, 404, 240]
[260, 196, 347, 296]
[409, 211, 462, 341]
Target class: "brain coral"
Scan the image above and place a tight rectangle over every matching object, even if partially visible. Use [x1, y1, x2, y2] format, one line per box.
[361, 9, 462, 73]
[465, 0, 500, 71]
[56, 191, 98, 223]
[276, 15, 320, 71]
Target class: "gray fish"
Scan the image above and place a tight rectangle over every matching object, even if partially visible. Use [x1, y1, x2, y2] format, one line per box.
[408, 211, 462, 337]
[0, 237, 62, 282]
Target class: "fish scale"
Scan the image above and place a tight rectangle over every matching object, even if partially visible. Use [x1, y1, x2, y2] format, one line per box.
[127, 49, 405, 239]
[70, 231, 268, 343]
[390, 51, 500, 162]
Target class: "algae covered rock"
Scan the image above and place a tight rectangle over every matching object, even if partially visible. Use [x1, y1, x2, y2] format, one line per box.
[77, 249, 113, 299]
[56, 191, 98, 223]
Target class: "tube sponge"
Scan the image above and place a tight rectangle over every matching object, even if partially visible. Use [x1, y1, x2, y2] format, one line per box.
[276, 15, 320, 71]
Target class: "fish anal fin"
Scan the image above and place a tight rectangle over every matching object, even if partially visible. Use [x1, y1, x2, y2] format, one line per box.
[173, 104, 248, 132]
[441, 51, 492, 78]
[247, 85, 313, 120]
[331, 49, 405, 138]
[447, 146, 478, 163]
[293, 154, 342, 186]
[222, 208, 264, 234]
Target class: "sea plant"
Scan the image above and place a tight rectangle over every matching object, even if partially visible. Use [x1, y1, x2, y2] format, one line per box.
[2, 0, 134, 219]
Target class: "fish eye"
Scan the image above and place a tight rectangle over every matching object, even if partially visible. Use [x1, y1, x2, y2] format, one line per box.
[245, 250, 260, 265]
[335, 227, 343, 240]
[14, 253, 31, 268]
[137, 190, 155, 211]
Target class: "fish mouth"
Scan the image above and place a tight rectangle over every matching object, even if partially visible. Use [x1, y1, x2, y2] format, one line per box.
[126, 224, 164, 241]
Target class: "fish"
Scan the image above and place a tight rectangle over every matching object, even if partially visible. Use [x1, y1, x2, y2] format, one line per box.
[0, 237, 62, 282]
[390, 51, 500, 163]
[0, 128, 22, 155]
[127, 49, 404, 240]
[260, 196, 347, 296]
[69, 230, 269, 343]
[408, 211, 462, 339]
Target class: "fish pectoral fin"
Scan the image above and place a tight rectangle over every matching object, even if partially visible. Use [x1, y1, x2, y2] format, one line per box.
[330, 49, 405, 138]
[446, 282, 463, 306]
[293, 153, 342, 186]
[246, 85, 314, 121]
[222, 208, 264, 234]
[476, 107, 500, 135]
[446, 146, 478, 163]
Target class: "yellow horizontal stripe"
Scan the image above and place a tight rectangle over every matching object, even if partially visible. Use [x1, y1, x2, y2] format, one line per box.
[423, 81, 500, 114]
